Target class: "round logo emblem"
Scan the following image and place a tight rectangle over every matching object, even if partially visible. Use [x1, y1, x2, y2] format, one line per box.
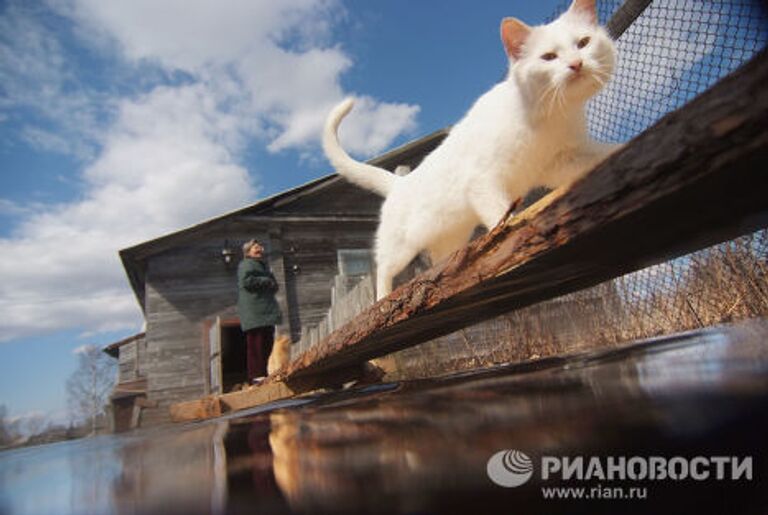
[486, 450, 534, 487]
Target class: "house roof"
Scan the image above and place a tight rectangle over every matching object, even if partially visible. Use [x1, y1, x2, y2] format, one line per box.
[119, 128, 449, 312]
[103, 332, 146, 358]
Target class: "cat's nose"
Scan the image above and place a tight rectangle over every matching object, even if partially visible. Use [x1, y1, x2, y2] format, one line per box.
[569, 60, 583, 73]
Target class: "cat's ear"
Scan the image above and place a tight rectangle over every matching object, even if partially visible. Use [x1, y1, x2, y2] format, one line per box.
[567, 0, 597, 25]
[500, 17, 531, 60]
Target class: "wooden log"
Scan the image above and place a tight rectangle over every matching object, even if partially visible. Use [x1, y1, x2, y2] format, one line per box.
[169, 396, 221, 423]
[275, 48, 768, 381]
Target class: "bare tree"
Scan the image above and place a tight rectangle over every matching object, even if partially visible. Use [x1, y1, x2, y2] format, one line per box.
[0, 405, 15, 447]
[66, 345, 116, 435]
[22, 413, 50, 439]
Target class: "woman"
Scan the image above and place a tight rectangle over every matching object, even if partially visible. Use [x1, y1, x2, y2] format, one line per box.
[237, 239, 283, 385]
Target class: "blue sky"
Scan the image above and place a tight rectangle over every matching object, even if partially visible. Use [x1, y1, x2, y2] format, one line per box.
[0, 0, 565, 425]
[2, 0, 766, 429]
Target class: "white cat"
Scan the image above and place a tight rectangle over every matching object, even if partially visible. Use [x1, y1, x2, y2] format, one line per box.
[324, 0, 619, 300]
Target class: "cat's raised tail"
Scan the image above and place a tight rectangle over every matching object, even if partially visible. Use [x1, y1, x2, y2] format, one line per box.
[323, 98, 397, 197]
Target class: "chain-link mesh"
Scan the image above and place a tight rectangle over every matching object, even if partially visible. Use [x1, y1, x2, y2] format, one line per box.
[556, 0, 768, 142]
[377, 1, 768, 379]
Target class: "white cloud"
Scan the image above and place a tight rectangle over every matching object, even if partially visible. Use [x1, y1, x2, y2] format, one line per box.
[56, 0, 338, 71]
[72, 344, 96, 355]
[0, 0, 420, 343]
[0, 84, 256, 342]
[8, 410, 46, 424]
[20, 126, 78, 156]
[332, 96, 421, 157]
[0, 1, 111, 160]
[54, 0, 416, 154]
[0, 199, 37, 217]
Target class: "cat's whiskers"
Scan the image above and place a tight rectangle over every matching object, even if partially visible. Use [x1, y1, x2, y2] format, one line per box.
[544, 79, 570, 118]
[544, 85, 557, 117]
[545, 82, 564, 118]
[590, 72, 606, 88]
[539, 82, 558, 117]
[544, 81, 563, 118]
[591, 69, 610, 88]
[556, 82, 568, 116]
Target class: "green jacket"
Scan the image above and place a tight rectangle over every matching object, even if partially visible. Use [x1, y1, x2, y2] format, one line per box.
[237, 258, 283, 331]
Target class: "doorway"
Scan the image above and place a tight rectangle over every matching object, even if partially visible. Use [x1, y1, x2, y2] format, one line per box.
[208, 318, 249, 394]
[221, 325, 248, 392]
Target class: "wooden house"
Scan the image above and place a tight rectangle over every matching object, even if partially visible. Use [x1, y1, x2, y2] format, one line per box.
[104, 332, 148, 432]
[110, 130, 446, 427]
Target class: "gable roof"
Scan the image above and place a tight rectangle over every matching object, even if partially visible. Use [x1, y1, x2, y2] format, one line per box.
[120, 128, 448, 311]
[103, 332, 145, 358]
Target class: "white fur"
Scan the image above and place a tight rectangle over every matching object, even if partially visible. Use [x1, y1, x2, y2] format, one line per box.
[323, 0, 619, 299]
[323, 99, 396, 197]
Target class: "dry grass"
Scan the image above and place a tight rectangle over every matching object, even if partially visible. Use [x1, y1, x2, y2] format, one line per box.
[381, 230, 768, 381]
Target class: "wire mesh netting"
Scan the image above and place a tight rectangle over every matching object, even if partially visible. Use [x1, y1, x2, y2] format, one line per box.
[378, 0, 768, 379]
[557, 0, 768, 142]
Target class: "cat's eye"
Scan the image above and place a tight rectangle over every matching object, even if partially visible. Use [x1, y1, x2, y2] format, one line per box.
[577, 36, 591, 49]
[541, 52, 558, 61]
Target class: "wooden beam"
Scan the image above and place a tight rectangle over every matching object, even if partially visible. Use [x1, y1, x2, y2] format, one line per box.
[607, 0, 652, 40]
[169, 362, 378, 422]
[275, 48, 768, 380]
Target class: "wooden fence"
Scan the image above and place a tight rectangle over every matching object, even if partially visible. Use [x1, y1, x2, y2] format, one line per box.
[294, 274, 375, 357]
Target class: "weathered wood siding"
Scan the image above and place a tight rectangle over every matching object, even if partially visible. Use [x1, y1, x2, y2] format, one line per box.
[142, 234, 264, 426]
[280, 221, 377, 341]
[117, 341, 136, 381]
[138, 180, 384, 425]
[117, 337, 144, 383]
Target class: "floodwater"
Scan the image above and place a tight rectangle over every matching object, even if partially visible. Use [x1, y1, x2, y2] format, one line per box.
[2, 321, 768, 515]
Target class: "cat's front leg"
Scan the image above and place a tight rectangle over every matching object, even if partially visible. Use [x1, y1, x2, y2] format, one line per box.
[470, 187, 516, 230]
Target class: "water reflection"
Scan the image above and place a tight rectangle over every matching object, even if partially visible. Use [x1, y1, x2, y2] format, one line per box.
[2, 321, 768, 514]
[222, 417, 287, 514]
[0, 436, 120, 515]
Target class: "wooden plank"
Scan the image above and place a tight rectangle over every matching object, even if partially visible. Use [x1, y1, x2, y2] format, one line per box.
[168, 363, 376, 422]
[218, 382, 298, 413]
[275, 48, 768, 381]
[169, 396, 222, 423]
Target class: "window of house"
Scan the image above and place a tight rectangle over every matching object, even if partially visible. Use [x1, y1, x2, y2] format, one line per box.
[337, 249, 373, 277]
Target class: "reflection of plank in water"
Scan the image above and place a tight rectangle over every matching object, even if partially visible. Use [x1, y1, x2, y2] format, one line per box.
[276, 48, 768, 380]
[170, 49, 768, 423]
